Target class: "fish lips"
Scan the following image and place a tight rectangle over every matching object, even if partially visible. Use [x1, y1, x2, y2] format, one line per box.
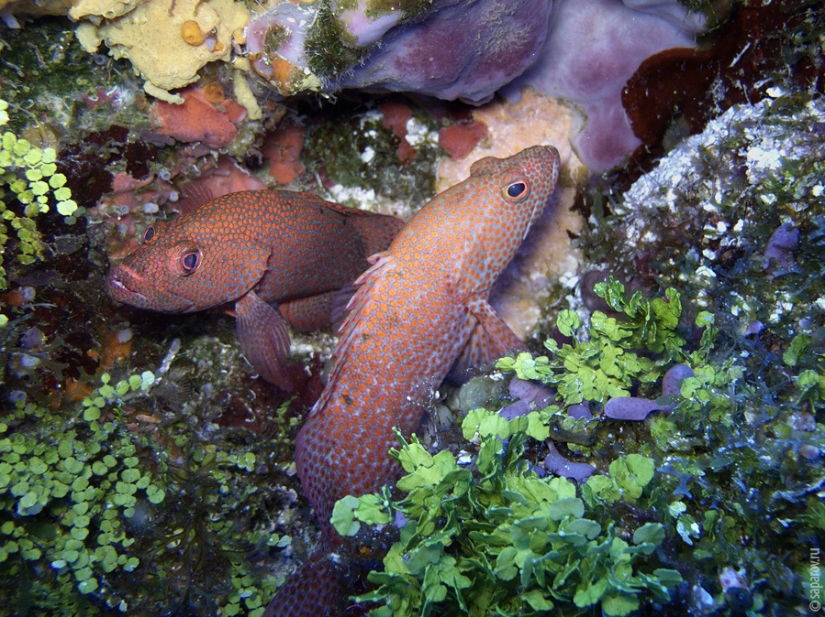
[107, 265, 197, 313]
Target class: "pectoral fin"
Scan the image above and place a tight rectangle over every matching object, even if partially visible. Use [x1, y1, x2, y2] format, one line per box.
[450, 297, 527, 382]
[235, 291, 293, 391]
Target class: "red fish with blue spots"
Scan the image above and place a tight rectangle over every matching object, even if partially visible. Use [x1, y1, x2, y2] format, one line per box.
[106, 190, 404, 390]
[266, 145, 561, 616]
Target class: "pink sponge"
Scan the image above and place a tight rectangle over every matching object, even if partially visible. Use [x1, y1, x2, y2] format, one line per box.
[504, 0, 704, 170]
[244, 0, 705, 170]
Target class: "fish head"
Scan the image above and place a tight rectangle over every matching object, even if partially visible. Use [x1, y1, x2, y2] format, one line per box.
[469, 144, 561, 234]
[464, 145, 561, 272]
[107, 214, 271, 314]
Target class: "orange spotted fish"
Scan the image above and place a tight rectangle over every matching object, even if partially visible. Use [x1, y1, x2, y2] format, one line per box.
[266, 146, 561, 617]
[106, 190, 404, 390]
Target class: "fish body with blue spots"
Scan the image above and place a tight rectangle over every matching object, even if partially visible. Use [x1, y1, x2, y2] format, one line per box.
[106, 190, 404, 389]
[266, 145, 561, 616]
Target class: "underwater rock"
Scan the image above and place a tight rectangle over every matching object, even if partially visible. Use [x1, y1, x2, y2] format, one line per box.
[334, 0, 552, 104]
[244, 0, 321, 95]
[243, 0, 550, 99]
[456, 375, 506, 415]
[592, 94, 825, 317]
[762, 222, 800, 271]
[620, 2, 803, 163]
[503, 0, 704, 170]
[13, 0, 702, 171]
[439, 88, 584, 340]
[719, 567, 752, 611]
[619, 2, 825, 167]
[0, 0, 71, 22]
[544, 441, 597, 482]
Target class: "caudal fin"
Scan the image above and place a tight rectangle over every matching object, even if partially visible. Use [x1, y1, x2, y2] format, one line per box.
[262, 551, 350, 617]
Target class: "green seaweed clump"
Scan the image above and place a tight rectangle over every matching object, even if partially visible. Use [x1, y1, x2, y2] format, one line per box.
[505, 277, 823, 613]
[332, 414, 682, 617]
[0, 365, 294, 617]
[0, 20, 142, 138]
[0, 371, 160, 614]
[497, 278, 686, 405]
[335, 273, 823, 615]
[304, 4, 372, 78]
[304, 0, 435, 79]
[304, 104, 440, 213]
[0, 98, 79, 301]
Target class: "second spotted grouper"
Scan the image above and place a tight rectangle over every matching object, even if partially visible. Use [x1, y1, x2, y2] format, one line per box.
[106, 190, 404, 390]
[265, 145, 561, 617]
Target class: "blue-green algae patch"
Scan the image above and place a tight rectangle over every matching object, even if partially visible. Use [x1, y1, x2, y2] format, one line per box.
[302, 101, 441, 214]
[0, 18, 144, 140]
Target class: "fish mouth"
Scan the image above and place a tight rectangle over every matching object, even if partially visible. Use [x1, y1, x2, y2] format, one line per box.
[107, 266, 149, 303]
[107, 276, 150, 305]
[107, 266, 196, 312]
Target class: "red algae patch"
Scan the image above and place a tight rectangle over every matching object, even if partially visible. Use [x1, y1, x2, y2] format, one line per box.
[379, 100, 417, 163]
[151, 86, 246, 149]
[438, 120, 488, 159]
[262, 124, 307, 185]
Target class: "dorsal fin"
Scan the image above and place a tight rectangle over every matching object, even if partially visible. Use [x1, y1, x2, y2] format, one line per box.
[310, 252, 394, 416]
[177, 182, 216, 215]
[329, 282, 359, 334]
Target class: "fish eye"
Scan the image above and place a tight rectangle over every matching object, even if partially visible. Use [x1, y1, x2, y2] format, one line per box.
[142, 226, 155, 243]
[180, 250, 201, 274]
[503, 181, 529, 201]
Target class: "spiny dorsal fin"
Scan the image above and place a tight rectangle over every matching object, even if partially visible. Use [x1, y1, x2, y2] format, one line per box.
[310, 252, 394, 416]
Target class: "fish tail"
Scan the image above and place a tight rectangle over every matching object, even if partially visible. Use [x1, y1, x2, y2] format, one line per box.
[351, 213, 406, 257]
[262, 550, 352, 617]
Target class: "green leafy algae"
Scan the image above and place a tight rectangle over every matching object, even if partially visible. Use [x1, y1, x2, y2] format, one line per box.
[497, 278, 685, 405]
[0, 367, 295, 617]
[0, 19, 140, 137]
[334, 419, 681, 617]
[304, 0, 435, 78]
[0, 373, 161, 612]
[338, 266, 823, 615]
[0, 97, 80, 327]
